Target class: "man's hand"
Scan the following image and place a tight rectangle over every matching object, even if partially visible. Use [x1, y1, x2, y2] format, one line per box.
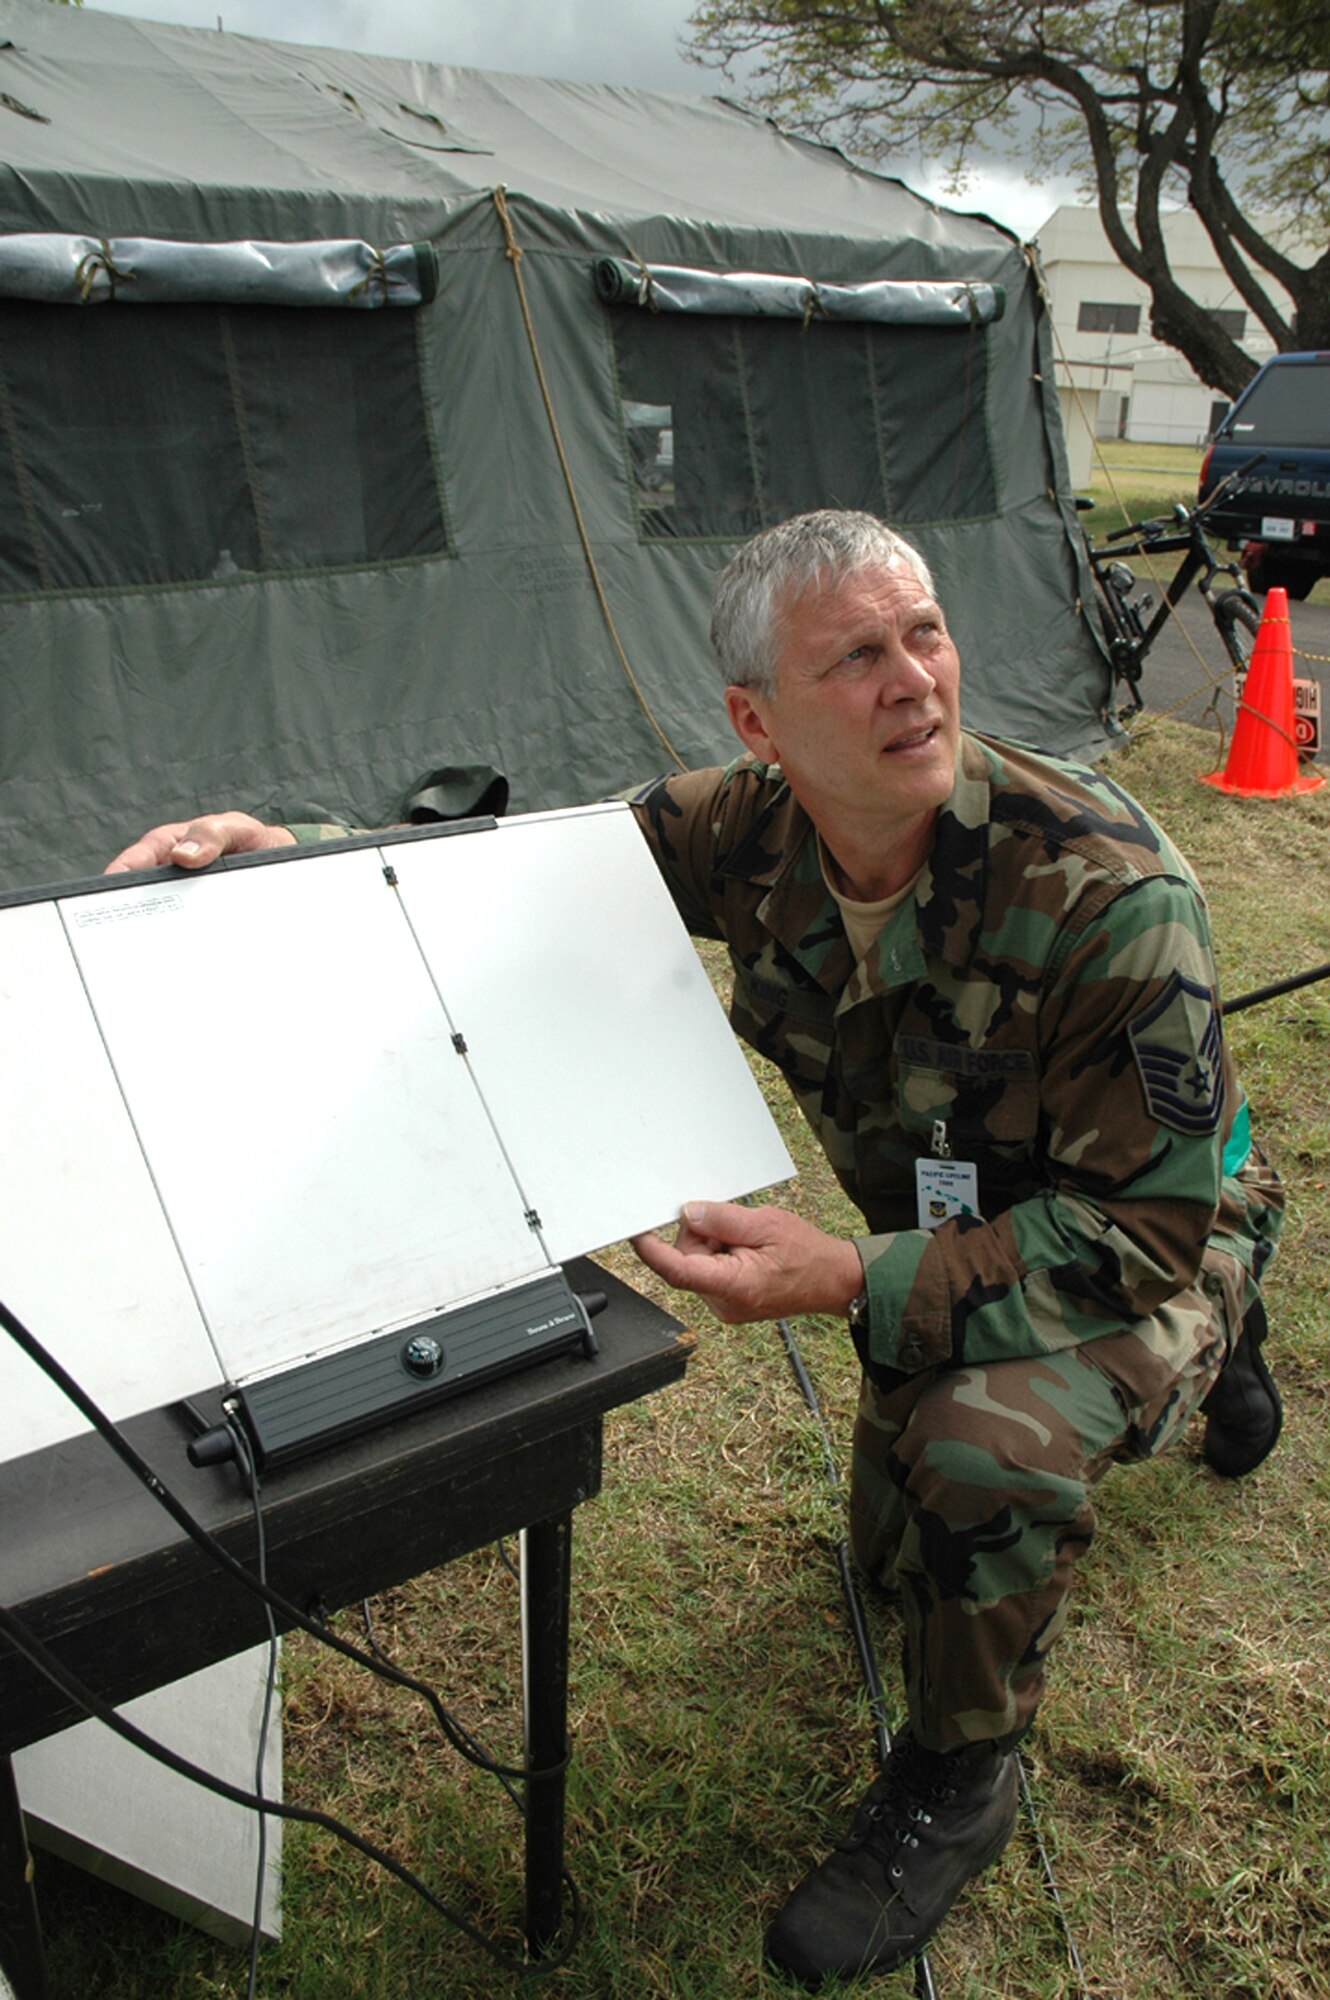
[632, 1200, 864, 1326]
[104, 812, 296, 874]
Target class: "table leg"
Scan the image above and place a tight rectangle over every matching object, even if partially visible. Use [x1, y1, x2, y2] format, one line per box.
[519, 1512, 572, 1953]
[0, 1756, 48, 2000]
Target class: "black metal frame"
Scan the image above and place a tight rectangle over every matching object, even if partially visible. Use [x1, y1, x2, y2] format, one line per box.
[1082, 484, 1262, 715]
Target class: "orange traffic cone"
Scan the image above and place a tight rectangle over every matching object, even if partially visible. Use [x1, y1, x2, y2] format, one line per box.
[1201, 587, 1325, 797]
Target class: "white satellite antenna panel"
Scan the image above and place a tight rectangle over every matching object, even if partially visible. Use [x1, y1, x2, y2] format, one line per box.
[0, 900, 223, 1460]
[58, 849, 546, 1383]
[390, 803, 795, 1261]
[0, 806, 793, 1465]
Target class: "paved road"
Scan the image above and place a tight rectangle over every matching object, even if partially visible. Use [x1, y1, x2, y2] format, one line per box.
[1125, 590, 1330, 762]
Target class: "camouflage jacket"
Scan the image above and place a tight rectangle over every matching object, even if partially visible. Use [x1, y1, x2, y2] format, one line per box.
[631, 732, 1278, 1378]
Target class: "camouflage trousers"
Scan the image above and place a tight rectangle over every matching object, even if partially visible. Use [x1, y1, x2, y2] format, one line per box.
[848, 1239, 1262, 1754]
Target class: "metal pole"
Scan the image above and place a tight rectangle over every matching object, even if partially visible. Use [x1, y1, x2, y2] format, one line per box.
[519, 1514, 573, 1953]
[0, 1755, 48, 2000]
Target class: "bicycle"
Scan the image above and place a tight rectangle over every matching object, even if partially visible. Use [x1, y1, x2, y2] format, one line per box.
[1078, 472, 1262, 719]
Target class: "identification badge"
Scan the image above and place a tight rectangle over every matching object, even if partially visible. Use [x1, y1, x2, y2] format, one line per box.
[915, 1157, 979, 1230]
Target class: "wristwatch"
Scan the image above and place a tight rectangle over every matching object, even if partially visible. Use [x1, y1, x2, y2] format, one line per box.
[847, 1288, 870, 1336]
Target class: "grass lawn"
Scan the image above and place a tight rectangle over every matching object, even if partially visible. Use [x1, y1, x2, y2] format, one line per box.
[33, 717, 1330, 2000]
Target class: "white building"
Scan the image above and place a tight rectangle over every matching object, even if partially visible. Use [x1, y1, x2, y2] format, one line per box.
[1031, 205, 1292, 485]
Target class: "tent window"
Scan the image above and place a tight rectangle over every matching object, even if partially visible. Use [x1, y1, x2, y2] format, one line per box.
[611, 311, 995, 542]
[0, 301, 446, 595]
[614, 315, 762, 541]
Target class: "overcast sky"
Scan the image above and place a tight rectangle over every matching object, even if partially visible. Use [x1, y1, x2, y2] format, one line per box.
[85, 0, 1073, 238]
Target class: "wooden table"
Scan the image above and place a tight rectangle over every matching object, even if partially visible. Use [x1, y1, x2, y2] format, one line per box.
[0, 1257, 690, 1996]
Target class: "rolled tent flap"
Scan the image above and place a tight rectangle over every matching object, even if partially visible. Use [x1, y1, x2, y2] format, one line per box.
[0, 235, 440, 306]
[592, 257, 654, 305]
[593, 257, 1004, 324]
[814, 279, 1005, 324]
[594, 257, 814, 316]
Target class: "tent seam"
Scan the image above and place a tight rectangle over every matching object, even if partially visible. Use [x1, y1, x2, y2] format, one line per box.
[492, 185, 687, 773]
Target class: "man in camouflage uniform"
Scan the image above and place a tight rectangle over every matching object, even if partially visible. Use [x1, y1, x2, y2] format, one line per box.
[628, 511, 1283, 1986]
[108, 509, 1283, 1988]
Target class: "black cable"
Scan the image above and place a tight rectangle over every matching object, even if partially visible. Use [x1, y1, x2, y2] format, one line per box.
[359, 1597, 524, 1817]
[0, 1297, 566, 1789]
[1223, 959, 1330, 1016]
[833, 1540, 892, 1774]
[772, 1318, 895, 1769]
[1, 1295, 585, 1967]
[0, 1601, 581, 1974]
[1016, 1759, 1091, 1995]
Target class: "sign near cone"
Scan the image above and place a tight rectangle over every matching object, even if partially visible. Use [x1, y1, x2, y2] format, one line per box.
[1201, 588, 1325, 798]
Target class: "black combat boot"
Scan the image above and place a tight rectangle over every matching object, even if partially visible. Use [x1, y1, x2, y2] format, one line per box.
[764, 1731, 1019, 1988]
[1203, 1299, 1283, 1477]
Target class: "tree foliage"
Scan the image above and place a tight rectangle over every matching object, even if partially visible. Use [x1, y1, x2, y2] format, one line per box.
[687, 0, 1330, 397]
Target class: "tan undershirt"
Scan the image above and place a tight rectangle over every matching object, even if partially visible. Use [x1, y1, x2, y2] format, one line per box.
[819, 838, 922, 962]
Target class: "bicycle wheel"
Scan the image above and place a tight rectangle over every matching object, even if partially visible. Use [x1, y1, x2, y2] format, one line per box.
[1212, 590, 1261, 674]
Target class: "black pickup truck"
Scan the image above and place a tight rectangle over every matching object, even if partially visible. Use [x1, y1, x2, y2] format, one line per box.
[1198, 351, 1330, 598]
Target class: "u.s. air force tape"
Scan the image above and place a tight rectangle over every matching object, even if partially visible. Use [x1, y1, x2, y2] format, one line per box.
[1127, 973, 1224, 1135]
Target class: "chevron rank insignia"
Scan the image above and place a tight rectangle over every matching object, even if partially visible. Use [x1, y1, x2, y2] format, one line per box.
[1127, 973, 1224, 1135]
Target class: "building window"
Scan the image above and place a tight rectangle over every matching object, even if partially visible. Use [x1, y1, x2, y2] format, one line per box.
[1076, 301, 1141, 335]
[0, 301, 447, 596]
[610, 313, 997, 542]
[1208, 308, 1247, 339]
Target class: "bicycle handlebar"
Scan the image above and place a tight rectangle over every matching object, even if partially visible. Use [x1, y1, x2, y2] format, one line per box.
[1092, 451, 1266, 551]
[1100, 512, 1176, 545]
[1088, 450, 1264, 552]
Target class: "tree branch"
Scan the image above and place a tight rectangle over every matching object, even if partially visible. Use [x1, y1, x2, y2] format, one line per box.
[684, 0, 1328, 387]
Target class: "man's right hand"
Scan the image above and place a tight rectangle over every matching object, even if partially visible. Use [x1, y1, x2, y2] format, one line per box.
[104, 812, 297, 874]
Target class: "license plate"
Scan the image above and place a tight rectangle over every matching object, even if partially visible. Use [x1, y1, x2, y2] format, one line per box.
[1261, 516, 1296, 541]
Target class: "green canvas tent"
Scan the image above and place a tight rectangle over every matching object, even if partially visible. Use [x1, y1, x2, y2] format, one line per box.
[0, 0, 1111, 891]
